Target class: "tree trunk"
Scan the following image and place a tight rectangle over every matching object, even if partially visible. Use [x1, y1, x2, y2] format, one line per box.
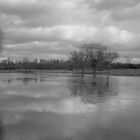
[93, 66, 96, 78]
[107, 63, 111, 76]
[106, 63, 110, 86]
[106, 74, 109, 86]
[81, 67, 84, 77]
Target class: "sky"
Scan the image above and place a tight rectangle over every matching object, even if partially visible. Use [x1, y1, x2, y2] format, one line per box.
[0, 0, 140, 63]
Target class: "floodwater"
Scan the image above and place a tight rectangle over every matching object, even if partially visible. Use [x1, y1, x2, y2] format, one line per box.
[0, 72, 140, 140]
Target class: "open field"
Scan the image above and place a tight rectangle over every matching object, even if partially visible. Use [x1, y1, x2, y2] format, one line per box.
[79, 69, 140, 76]
[107, 69, 140, 76]
[73, 69, 140, 76]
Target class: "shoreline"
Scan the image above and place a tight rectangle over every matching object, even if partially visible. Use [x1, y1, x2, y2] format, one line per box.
[0, 69, 140, 76]
[73, 69, 140, 77]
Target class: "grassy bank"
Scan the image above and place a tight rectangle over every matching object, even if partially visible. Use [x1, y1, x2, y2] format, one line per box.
[0, 69, 72, 73]
[74, 69, 140, 76]
[0, 69, 140, 76]
[108, 69, 140, 76]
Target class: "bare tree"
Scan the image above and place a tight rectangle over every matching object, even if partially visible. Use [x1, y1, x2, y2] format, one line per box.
[70, 43, 119, 78]
[103, 51, 119, 73]
[124, 55, 132, 64]
[101, 50, 119, 86]
[70, 49, 87, 76]
[83, 43, 106, 78]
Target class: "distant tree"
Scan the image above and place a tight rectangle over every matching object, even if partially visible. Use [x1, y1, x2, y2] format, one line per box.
[103, 51, 119, 73]
[83, 43, 106, 78]
[124, 55, 132, 64]
[70, 49, 87, 76]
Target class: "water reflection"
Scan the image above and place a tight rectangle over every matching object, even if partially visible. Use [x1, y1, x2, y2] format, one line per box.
[0, 73, 140, 140]
[2, 73, 41, 86]
[69, 75, 118, 104]
[3, 78, 39, 85]
[2, 73, 62, 86]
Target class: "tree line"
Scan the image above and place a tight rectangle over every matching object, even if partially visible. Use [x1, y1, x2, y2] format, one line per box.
[1, 42, 140, 75]
[0, 58, 72, 70]
[0, 57, 139, 71]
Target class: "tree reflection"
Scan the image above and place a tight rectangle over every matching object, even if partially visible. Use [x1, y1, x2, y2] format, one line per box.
[68, 75, 118, 104]
[3, 77, 39, 86]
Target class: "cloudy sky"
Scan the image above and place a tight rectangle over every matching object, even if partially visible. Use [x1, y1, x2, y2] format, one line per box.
[0, 0, 140, 62]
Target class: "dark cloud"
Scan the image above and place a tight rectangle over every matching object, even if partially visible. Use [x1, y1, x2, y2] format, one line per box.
[88, 0, 140, 10]
[111, 4, 140, 21]
[0, 0, 47, 18]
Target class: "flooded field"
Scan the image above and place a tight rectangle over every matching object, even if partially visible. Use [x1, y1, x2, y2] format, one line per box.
[0, 72, 140, 140]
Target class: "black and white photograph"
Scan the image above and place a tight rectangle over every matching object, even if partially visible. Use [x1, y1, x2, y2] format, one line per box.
[0, 0, 140, 140]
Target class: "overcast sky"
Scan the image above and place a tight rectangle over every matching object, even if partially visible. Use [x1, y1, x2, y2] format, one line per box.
[0, 0, 140, 62]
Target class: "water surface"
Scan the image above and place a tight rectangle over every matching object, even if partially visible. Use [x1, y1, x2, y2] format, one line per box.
[0, 72, 140, 140]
